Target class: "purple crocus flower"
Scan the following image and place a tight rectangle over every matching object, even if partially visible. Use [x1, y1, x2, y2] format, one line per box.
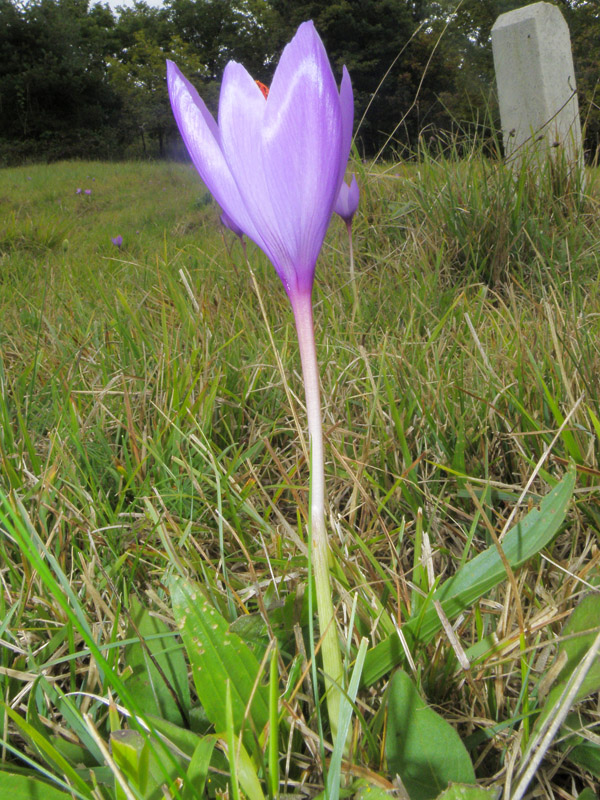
[76, 188, 82, 194]
[334, 174, 359, 312]
[84, 189, 92, 195]
[167, 20, 353, 302]
[111, 235, 123, 248]
[167, 21, 353, 744]
[334, 174, 359, 223]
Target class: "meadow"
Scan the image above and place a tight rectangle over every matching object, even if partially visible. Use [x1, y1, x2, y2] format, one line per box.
[0, 153, 599, 800]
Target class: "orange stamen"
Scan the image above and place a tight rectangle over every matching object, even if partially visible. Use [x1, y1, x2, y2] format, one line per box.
[255, 81, 270, 99]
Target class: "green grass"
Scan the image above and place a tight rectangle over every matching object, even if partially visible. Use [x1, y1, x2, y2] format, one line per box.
[0, 157, 599, 799]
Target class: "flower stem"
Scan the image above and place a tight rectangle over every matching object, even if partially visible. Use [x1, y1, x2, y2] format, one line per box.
[290, 289, 344, 745]
[347, 220, 358, 320]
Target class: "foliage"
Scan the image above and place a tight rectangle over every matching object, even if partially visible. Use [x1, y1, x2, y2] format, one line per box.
[0, 0, 122, 162]
[560, 0, 600, 160]
[107, 30, 205, 158]
[1, 0, 599, 163]
[165, 0, 279, 82]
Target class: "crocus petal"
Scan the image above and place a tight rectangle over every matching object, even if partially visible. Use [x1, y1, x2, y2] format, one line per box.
[220, 20, 344, 296]
[166, 60, 266, 251]
[217, 62, 278, 258]
[334, 174, 359, 222]
[338, 67, 354, 189]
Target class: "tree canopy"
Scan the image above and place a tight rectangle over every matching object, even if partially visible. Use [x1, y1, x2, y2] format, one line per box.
[0, 0, 598, 163]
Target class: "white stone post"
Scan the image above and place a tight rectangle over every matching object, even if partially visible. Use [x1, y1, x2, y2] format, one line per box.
[491, 1, 582, 173]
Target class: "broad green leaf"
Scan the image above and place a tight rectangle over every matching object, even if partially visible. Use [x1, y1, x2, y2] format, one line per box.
[124, 597, 191, 725]
[561, 738, 600, 780]
[183, 736, 218, 800]
[111, 730, 150, 800]
[48, 737, 98, 769]
[363, 469, 575, 685]
[354, 780, 402, 800]
[220, 738, 266, 800]
[576, 789, 597, 800]
[110, 729, 186, 800]
[555, 713, 600, 779]
[225, 681, 241, 800]
[535, 594, 600, 734]
[385, 670, 475, 800]
[141, 712, 206, 757]
[74, 765, 114, 786]
[169, 576, 270, 752]
[0, 772, 76, 800]
[229, 613, 270, 656]
[435, 786, 497, 800]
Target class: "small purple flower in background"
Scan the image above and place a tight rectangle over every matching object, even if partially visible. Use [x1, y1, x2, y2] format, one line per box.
[167, 19, 353, 746]
[76, 188, 82, 194]
[334, 174, 359, 223]
[111, 235, 123, 248]
[220, 211, 244, 239]
[220, 211, 246, 252]
[334, 174, 360, 313]
[220, 211, 246, 272]
[84, 189, 92, 195]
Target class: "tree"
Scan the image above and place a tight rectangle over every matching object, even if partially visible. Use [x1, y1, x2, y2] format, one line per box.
[165, 0, 278, 83]
[0, 0, 122, 162]
[559, 0, 600, 159]
[429, 0, 600, 158]
[114, 0, 279, 155]
[1, 0, 596, 163]
[108, 26, 206, 157]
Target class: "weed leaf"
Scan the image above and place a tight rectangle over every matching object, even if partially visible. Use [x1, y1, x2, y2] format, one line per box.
[124, 597, 191, 725]
[557, 714, 600, 780]
[169, 576, 270, 752]
[535, 593, 600, 734]
[0, 772, 77, 800]
[435, 786, 497, 800]
[385, 669, 475, 800]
